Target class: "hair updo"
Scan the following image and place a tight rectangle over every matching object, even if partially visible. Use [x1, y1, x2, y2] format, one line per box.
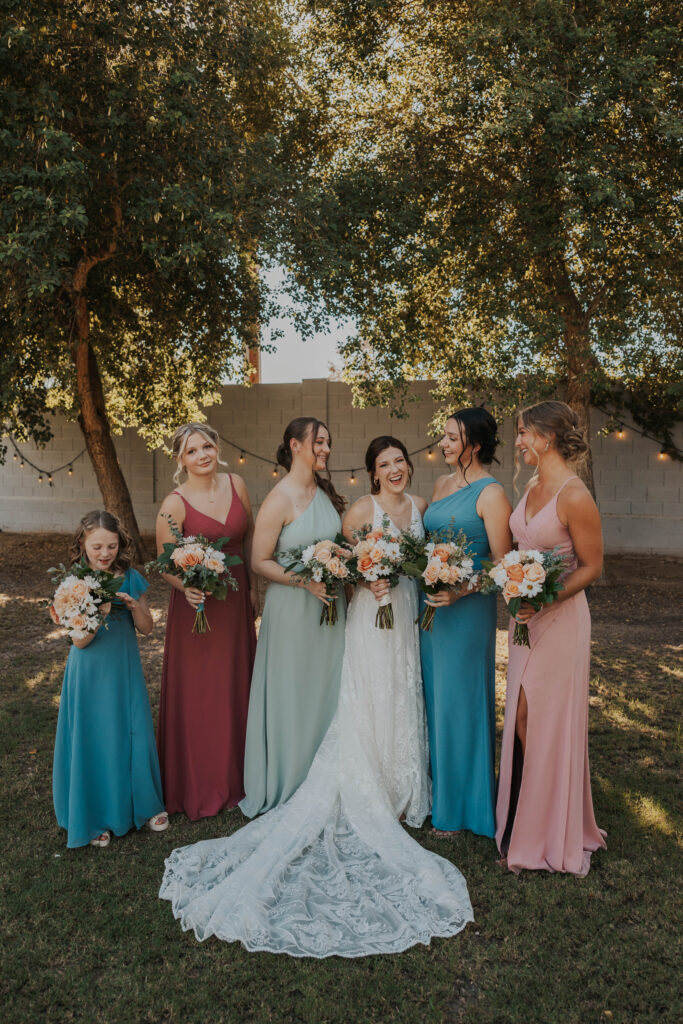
[364, 436, 414, 494]
[446, 406, 500, 481]
[69, 509, 134, 572]
[518, 400, 589, 462]
[170, 422, 227, 485]
[276, 416, 346, 516]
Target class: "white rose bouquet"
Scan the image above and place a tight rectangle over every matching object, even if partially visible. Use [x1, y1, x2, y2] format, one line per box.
[48, 556, 124, 641]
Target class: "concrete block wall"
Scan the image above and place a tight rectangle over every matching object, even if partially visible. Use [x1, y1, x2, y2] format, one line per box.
[1, 380, 681, 554]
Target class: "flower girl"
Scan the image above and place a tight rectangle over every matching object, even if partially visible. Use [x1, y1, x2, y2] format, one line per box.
[52, 511, 167, 848]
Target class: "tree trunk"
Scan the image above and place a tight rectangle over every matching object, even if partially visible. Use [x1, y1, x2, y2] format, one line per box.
[72, 293, 147, 562]
[564, 319, 596, 498]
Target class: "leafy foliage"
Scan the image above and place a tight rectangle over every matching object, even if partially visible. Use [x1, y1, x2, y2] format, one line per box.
[286, 0, 682, 442]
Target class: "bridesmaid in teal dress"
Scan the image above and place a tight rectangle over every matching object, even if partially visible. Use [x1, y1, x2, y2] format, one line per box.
[53, 511, 167, 848]
[420, 408, 512, 838]
[240, 418, 347, 817]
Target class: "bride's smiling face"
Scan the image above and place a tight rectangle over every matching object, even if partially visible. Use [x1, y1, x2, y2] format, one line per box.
[374, 447, 409, 495]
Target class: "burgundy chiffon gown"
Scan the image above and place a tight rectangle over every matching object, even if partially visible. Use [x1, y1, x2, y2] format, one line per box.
[157, 477, 256, 819]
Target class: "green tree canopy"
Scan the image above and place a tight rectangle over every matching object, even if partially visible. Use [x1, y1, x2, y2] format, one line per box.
[0, 0, 309, 551]
[284, 0, 682, 479]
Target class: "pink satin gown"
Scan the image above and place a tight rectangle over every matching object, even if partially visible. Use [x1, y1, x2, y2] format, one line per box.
[495, 476, 606, 875]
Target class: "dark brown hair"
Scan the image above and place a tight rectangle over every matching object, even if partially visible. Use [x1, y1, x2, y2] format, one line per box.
[70, 510, 134, 572]
[276, 417, 346, 515]
[364, 436, 414, 494]
[446, 406, 500, 483]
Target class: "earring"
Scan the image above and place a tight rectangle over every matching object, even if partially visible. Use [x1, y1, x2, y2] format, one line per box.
[373, 479, 379, 488]
[543, 441, 551, 452]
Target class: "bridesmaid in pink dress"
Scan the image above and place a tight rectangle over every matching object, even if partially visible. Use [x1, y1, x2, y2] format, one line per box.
[496, 401, 606, 876]
[156, 423, 257, 820]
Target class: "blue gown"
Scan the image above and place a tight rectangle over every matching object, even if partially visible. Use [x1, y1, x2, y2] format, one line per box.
[420, 478, 498, 837]
[53, 568, 165, 847]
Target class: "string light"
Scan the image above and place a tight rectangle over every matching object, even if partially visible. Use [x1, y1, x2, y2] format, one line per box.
[239, 451, 246, 464]
[616, 427, 626, 439]
[6, 438, 87, 485]
[272, 467, 278, 477]
[12, 452, 17, 461]
[20, 459, 24, 469]
[68, 465, 74, 476]
[48, 474, 53, 486]
[38, 474, 43, 484]
[349, 470, 356, 484]
[427, 446, 434, 459]
[658, 450, 669, 461]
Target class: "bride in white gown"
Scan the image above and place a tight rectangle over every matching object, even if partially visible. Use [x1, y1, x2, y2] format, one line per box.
[160, 436, 473, 957]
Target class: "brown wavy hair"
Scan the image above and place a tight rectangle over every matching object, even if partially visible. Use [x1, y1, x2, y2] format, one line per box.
[276, 416, 346, 515]
[364, 436, 414, 494]
[69, 510, 134, 572]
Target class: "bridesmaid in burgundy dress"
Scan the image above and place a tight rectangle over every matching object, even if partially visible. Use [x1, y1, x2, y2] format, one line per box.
[157, 422, 257, 820]
[496, 401, 606, 875]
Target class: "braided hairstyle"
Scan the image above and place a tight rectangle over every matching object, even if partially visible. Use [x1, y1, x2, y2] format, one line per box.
[518, 400, 589, 462]
[276, 416, 346, 515]
[69, 510, 134, 572]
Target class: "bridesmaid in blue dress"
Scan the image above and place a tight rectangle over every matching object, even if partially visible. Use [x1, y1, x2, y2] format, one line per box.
[53, 511, 167, 848]
[420, 408, 512, 837]
[240, 417, 347, 817]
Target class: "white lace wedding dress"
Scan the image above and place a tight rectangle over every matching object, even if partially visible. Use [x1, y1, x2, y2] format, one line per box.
[159, 497, 473, 957]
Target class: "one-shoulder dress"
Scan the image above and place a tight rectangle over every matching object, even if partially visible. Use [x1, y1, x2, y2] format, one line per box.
[495, 477, 606, 875]
[157, 477, 256, 820]
[239, 487, 346, 818]
[420, 478, 499, 836]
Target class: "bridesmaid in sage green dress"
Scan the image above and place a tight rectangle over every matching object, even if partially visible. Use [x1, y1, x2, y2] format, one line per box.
[239, 417, 347, 817]
[420, 408, 512, 838]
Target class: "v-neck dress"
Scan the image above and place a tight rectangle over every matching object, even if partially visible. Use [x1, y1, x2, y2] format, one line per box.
[239, 488, 346, 818]
[157, 478, 256, 820]
[420, 478, 499, 836]
[495, 478, 606, 874]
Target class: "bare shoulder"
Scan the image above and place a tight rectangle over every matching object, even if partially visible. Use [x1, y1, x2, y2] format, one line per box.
[228, 472, 249, 497]
[408, 492, 428, 515]
[343, 494, 374, 528]
[560, 477, 597, 515]
[477, 480, 510, 509]
[158, 490, 184, 517]
[431, 473, 452, 501]
[257, 479, 292, 521]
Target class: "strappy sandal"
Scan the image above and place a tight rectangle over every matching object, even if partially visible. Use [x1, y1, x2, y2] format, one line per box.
[147, 812, 169, 832]
[431, 828, 461, 838]
[89, 831, 111, 848]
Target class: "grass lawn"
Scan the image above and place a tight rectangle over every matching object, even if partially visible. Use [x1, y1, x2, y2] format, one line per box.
[1, 533, 681, 1024]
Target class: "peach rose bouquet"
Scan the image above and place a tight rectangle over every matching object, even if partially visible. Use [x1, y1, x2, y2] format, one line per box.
[351, 517, 403, 629]
[400, 528, 477, 631]
[480, 548, 567, 646]
[281, 535, 353, 626]
[48, 556, 124, 641]
[145, 515, 241, 633]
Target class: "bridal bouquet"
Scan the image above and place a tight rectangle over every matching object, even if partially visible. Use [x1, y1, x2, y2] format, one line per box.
[479, 548, 566, 646]
[352, 517, 403, 629]
[48, 556, 124, 641]
[281, 536, 353, 626]
[401, 528, 477, 632]
[145, 515, 241, 633]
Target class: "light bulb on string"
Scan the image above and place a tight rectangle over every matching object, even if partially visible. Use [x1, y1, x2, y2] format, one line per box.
[13, 452, 17, 461]
[239, 451, 245, 465]
[68, 465, 74, 476]
[38, 474, 43, 484]
[427, 446, 434, 459]
[616, 426, 626, 439]
[48, 474, 53, 486]
[349, 470, 356, 484]
[20, 459, 24, 469]
[658, 450, 669, 461]
[272, 467, 278, 477]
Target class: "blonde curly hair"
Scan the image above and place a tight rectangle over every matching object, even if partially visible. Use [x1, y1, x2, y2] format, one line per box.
[170, 422, 227, 485]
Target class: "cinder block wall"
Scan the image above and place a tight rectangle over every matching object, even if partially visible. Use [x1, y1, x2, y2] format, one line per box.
[1, 380, 681, 554]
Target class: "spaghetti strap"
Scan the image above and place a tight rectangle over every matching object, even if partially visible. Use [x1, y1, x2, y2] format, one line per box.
[554, 475, 578, 499]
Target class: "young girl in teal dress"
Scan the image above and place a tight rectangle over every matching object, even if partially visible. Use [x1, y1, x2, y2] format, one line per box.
[52, 510, 168, 849]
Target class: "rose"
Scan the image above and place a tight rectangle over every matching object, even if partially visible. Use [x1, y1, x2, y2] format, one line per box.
[336, 563, 349, 579]
[524, 561, 546, 584]
[506, 563, 525, 582]
[438, 565, 451, 583]
[70, 579, 89, 601]
[177, 550, 203, 569]
[367, 528, 383, 542]
[358, 554, 374, 574]
[69, 612, 88, 632]
[204, 555, 225, 573]
[423, 561, 441, 586]
[369, 545, 385, 564]
[327, 556, 342, 575]
[432, 544, 452, 563]
[448, 565, 462, 585]
[502, 580, 522, 602]
[355, 539, 373, 557]
[315, 546, 332, 564]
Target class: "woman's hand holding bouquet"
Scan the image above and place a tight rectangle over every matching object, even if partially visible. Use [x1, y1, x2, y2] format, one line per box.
[479, 548, 566, 646]
[281, 537, 353, 626]
[48, 556, 124, 642]
[352, 517, 403, 629]
[401, 528, 477, 632]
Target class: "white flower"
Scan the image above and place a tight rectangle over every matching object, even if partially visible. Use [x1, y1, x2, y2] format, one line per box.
[491, 566, 508, 587]
[301, 544, 316, 564]
[183, 535, 197, 543]
[312, 567, 323, 582]
[461, 558, 474, 573]
[519, 579, 542, 598]
[524, 550, 545, 563]
[502, 550, 522, 565]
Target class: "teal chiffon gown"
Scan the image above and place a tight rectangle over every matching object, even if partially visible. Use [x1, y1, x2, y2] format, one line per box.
[239, 488, 346, 817]
[420, 478, 498, 837]
[53, 569, 165, 847]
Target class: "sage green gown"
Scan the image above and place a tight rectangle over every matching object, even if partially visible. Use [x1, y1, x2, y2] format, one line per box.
[239, 489, 346, 817]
